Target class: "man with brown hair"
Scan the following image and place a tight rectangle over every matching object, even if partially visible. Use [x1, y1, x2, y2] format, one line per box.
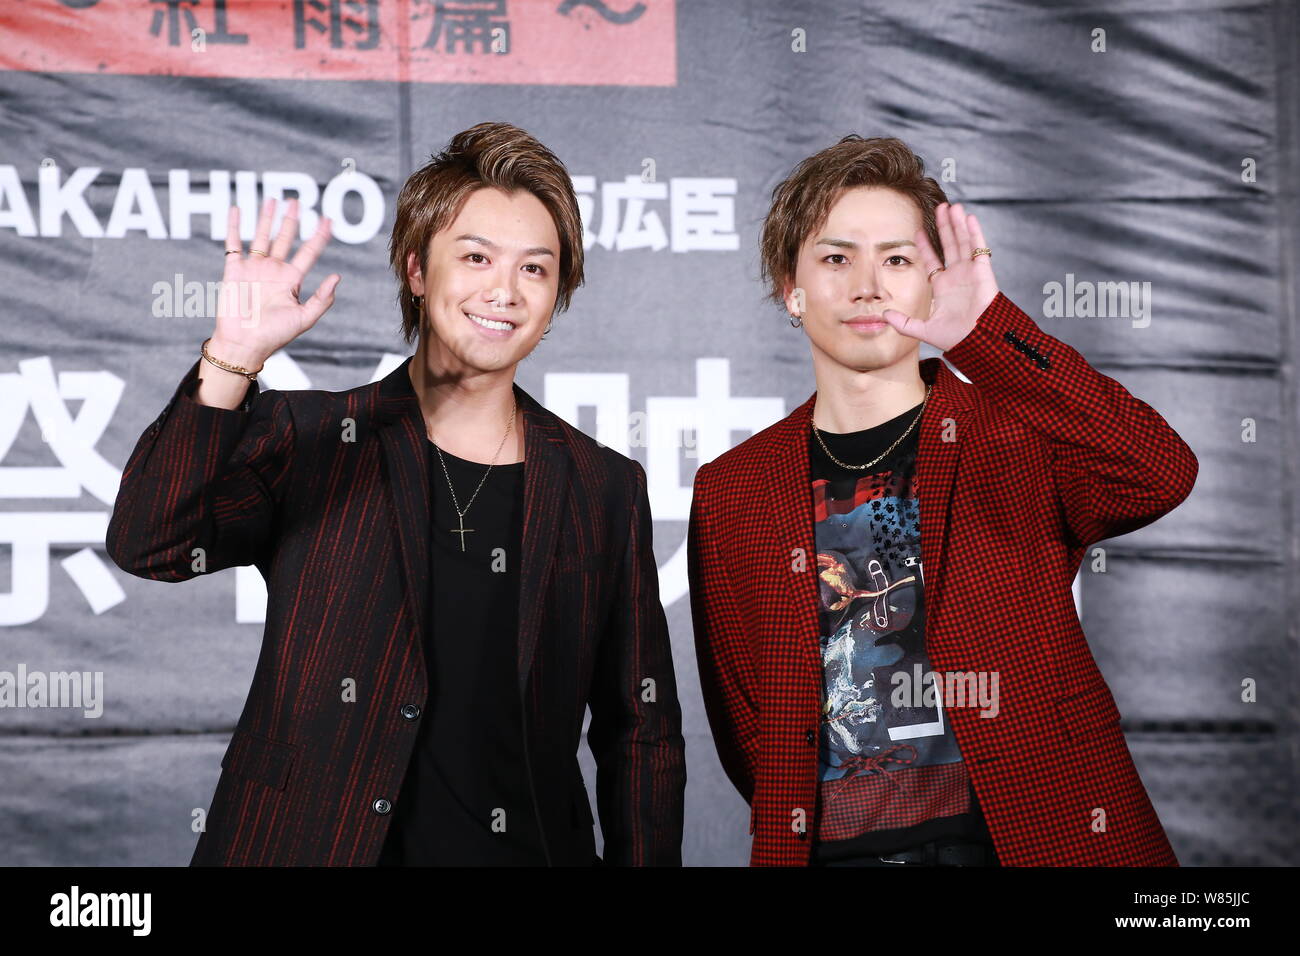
[107, 122, 685, 866]
[688, 135, 1197, 866]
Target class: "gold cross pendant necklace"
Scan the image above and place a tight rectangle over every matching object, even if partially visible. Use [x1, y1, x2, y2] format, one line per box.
[431, 398, 517, 552]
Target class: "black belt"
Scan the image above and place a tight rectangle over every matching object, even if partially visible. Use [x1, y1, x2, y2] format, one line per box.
[877, 839, 997, 866]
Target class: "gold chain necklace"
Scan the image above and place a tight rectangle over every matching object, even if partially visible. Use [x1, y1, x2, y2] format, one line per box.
[811, 386, 930, 471]
[431, 400, 517, 551]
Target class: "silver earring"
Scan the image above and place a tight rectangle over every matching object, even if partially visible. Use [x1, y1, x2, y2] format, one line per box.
[789, 313, 803, 328]
[412, 294, 423, 308]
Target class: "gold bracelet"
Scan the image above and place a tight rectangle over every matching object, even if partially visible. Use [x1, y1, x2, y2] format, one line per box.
[201, 337, 263, 381]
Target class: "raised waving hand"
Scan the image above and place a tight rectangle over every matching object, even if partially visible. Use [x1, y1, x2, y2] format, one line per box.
[881, 201, 999, 352]
[210, 196, 340, 370]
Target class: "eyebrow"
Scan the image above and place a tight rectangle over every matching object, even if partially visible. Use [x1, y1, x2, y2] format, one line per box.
[815, 238, 916, 251]
[454, 233, 556, 258]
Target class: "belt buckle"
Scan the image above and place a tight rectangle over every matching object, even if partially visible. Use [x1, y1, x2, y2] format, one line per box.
[877, 843, 932, 865]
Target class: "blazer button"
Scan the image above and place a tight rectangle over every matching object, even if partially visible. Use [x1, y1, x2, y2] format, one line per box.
[805, 729, 816, 745]
[372, 798, 392, 814]
[401, 703, 421, 720]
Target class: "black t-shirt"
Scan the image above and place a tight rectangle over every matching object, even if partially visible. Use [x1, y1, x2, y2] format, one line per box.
[377, 442, 545, 866]
[807, 397, 994, 863]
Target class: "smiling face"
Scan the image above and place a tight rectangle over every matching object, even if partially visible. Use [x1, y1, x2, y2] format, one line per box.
[783, 186, 933, 378]
[406, 186, 560, 377]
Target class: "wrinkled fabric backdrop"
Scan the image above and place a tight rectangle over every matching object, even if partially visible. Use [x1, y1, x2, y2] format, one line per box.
[0, 0, 1296, 866]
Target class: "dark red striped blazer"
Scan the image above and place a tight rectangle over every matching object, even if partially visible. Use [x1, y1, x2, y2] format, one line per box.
[688, 292, 1197, 866]
[107, 354, 685, 866]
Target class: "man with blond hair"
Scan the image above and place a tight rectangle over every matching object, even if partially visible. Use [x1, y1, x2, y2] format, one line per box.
[109, 122, 685, 867]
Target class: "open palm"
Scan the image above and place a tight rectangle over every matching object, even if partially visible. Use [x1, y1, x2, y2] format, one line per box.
[882, 201, 999, 352]
[213, 197, 339, 366]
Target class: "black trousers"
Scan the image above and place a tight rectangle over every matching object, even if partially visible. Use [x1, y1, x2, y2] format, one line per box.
[811, 837, 1001, 867]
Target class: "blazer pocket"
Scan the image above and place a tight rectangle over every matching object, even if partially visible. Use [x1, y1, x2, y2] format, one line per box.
[221, 728, 297, 792]
[1054, 682, 1122, 744]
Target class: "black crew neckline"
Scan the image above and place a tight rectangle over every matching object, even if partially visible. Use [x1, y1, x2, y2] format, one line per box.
[812, 399, 925, 441]
[428, 442, 525, 471]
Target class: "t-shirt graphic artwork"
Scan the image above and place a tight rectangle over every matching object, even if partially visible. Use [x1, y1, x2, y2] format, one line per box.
[809, 401, 990, 859]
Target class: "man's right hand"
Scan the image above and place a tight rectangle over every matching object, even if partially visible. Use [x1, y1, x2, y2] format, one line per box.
[198, 197, 340, 409]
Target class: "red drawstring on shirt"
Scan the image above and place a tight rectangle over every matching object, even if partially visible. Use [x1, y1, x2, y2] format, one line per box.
[827, 743, 918, 801]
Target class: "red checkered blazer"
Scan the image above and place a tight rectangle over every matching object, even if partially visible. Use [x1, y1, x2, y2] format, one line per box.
[107, 354, 685, 866]
[688, 292, 1197, 866]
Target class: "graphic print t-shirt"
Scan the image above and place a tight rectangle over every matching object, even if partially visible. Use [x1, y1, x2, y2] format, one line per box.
[808, 399, 993, 862]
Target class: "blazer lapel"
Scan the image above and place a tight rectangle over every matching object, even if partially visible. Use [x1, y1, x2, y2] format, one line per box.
[913, 356, 975, 632]
[373, 356, 571, 696]
[512, 383, 572, 695]
[755, 356, 975, 688]
[374, 357, 433, 656]
[756, 392, 823, 697]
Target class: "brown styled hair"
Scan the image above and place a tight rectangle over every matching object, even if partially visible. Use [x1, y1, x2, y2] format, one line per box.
[388, 121, 585, 345]
[759, 135, 949, 308]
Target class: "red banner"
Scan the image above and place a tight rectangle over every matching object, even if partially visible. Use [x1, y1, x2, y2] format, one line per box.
[0, 0, 676, 85]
